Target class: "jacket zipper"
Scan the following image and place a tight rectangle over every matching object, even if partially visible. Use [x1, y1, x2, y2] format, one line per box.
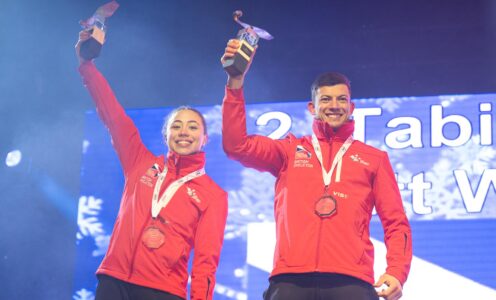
[315, 219, 324, 271]
[403, 233, 408, 255]
[128, 169, 174, 279]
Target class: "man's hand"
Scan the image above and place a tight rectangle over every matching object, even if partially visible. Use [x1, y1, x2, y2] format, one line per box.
[374, 273, 402, 300]
[75, 30, 92, 65]
[220, 39, 256, 89]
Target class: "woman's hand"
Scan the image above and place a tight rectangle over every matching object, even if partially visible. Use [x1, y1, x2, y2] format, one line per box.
[75, 30, 92, 65]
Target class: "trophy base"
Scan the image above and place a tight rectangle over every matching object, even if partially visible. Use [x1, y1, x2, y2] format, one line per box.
[223, 54, 249, 77]
[223, 39, 254, 77]
[80, 25, 105, 61]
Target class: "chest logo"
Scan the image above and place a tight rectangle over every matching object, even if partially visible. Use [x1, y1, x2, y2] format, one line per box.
[293, 145, 314, 168]
[140, 164, 161, 187]
[350, 154, 370, 166]
[295, 145, 312, 159]
[187, 187, 201, 203]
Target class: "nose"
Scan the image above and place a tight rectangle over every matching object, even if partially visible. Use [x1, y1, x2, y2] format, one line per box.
[178, 127, 189, 136]
[328, 99, 340, 109]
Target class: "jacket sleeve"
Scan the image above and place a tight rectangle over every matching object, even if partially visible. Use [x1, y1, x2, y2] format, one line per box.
[222, 87, 288, 177]
[79, 61, 151, 176]
[190, 189, 228, 300]
[373, 152, 412, 286]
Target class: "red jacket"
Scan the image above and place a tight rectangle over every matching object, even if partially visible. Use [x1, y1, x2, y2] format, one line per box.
[79, 61, 228, 300]
[222, 87, 412, 285]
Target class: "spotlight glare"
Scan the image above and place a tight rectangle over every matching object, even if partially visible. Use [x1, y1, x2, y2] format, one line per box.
[5, 150, 22, 167]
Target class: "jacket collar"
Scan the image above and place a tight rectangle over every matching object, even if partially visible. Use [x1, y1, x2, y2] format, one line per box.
[312, 119, 355, 141]
[164, 151, 206, 176]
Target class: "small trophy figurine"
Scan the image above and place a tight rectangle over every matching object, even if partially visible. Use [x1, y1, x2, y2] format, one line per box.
[79, 1, 119, 60]
[223, 11, 273, 77]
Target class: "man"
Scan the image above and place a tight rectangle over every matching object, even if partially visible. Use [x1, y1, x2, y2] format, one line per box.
[220, 39, 412, 300]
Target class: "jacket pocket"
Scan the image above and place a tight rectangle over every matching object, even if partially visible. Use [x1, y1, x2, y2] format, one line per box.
[159, 230, 186, 269]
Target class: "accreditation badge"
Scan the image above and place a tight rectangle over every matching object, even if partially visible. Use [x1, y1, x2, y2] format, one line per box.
[314, 194, 337, 218]
[142, 225, 165, 249]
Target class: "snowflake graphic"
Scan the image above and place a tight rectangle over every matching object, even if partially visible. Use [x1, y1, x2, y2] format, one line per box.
[203, 105, 222, 136]
[92, 234, 111, 257]
[77, 196, 104, 240]
[438, 94, 471, 107]
[421, 136, 496, 220]
[225, 169, 275, 240]
[375, 98, 403, 113]
[290, 110, 314, 137]
[356, 97, 416, 113]
[73, 288, 95, 300]
[215, 282, 247, 300]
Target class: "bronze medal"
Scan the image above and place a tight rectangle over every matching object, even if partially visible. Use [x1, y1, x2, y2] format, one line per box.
[142, 226, 165, 249]
[315, 194, 337, 218]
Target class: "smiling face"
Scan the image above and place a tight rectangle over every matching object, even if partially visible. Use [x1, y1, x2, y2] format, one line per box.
[165, 109, 207, 155]
[307, 84, 354, 130]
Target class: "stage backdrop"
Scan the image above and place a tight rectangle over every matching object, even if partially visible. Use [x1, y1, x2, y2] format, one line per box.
[74, 93, 496, 300]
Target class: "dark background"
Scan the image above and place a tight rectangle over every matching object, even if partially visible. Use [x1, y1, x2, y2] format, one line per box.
[0, 0, 495, 299]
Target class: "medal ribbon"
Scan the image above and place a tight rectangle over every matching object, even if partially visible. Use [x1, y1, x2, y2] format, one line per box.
[311, 133, 354, 187]
[151, 167, 205, 218]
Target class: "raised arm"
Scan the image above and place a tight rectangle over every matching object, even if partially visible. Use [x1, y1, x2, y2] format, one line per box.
[220, 39, 288, 176]
[76, 31, 151, 175]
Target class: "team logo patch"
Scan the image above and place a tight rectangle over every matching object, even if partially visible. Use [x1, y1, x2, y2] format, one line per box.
[350, 154, 370, 166]
[187, 187, 202, 203]
[293, 145, 313, 168]
[295, 145, 312, 159]
[140, 164, 161, 187]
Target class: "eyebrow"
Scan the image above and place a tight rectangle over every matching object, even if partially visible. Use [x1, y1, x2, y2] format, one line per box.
[171, 120, 200, 124]
[320, 94, 349, 98]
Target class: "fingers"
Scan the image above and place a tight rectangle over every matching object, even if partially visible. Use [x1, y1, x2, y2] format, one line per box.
[78, 30, 92, 42]
[376, 284, 402, 300]
[75, 30, 91, 50]
[220, 39, 240, 63]
[75, 30, 92, 64]
[373, 274, 387, 289]
[374, 274, 402, 300]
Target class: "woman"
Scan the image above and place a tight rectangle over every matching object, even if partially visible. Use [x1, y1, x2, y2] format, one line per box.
[76, 31, 228, 300]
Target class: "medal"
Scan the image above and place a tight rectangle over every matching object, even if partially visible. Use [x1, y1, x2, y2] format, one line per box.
[143, 165, 206, 250]
[315, 194, 337, 218]
[311, 133, 353, 218]
[142, 225, 165, 249]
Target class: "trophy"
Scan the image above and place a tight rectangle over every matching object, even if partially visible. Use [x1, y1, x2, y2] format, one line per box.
[223, 10, 273, 77]
[79, 1, 119, 60]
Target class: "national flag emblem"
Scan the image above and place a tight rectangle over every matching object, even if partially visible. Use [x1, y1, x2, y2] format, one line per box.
[146, 164, 160, 177]
[295, 145, 311, 159]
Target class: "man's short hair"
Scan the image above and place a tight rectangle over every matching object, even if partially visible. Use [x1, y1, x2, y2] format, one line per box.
[311, 72, 351, 102]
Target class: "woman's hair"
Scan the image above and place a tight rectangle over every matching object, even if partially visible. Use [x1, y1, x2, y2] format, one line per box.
[161, 106, 208, 143]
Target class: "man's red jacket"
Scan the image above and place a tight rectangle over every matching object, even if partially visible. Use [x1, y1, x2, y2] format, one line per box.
[222, 87, 412, 285]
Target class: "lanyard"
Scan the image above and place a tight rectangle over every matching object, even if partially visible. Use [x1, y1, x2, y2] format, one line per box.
[311, 133, 354, 187]
[151, 167, 205, 218]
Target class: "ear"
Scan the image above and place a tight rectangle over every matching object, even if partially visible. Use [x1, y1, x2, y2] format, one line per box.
[307, 100, 316, 115]
[350, 101, 355, 115]
[202, 134, 209, 148]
